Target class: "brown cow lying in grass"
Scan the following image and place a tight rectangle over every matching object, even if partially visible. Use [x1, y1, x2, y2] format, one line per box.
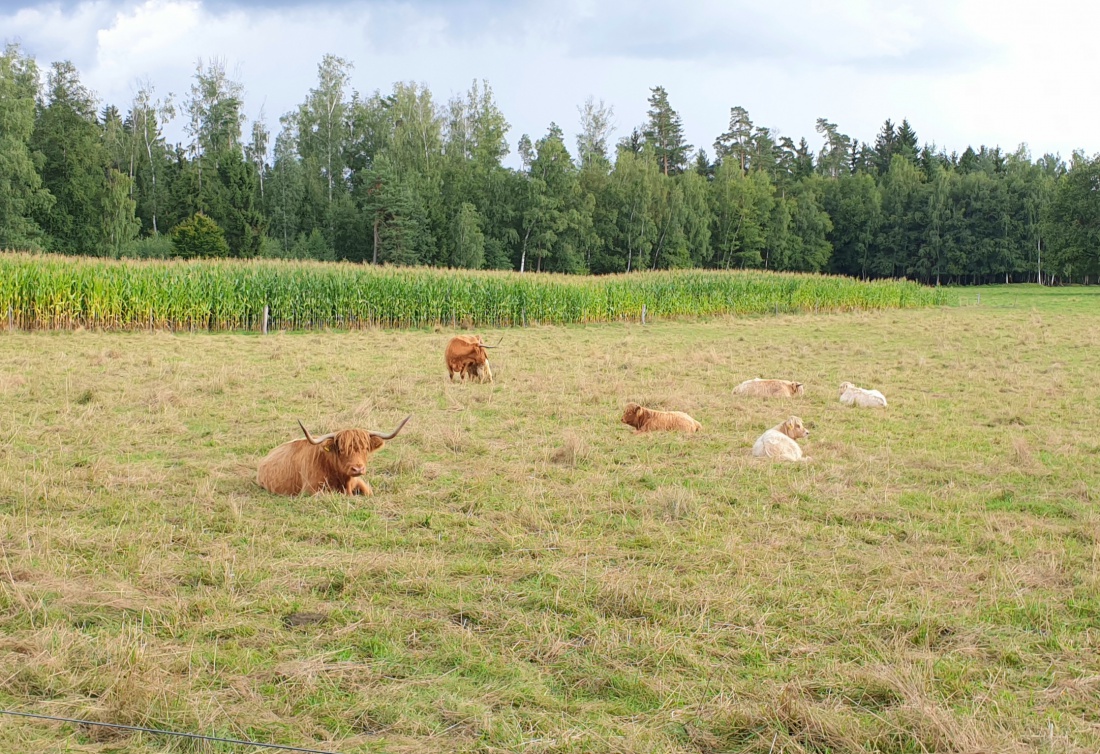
[257, 416, 411, 496]
[733, 378, 805, 398]
[838, 381, 888, 408]
[445, 335, 498, 383]
[751, 416, 810, 461]
[621, 403, 702, 434]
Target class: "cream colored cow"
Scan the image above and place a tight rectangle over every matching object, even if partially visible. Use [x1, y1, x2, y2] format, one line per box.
[751, 416, 810, 462]
[838, 381, 887, 408]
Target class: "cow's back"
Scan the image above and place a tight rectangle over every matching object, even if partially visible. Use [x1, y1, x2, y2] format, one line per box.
[445, 335, 489, 379]
[736, 378, 801, 398]
[258, 439, 314, 495]
[636, 407, 701, 433]
[752, 429, 803, 461]
[446, 336, 480, 363]
[842, 387, 887, 408]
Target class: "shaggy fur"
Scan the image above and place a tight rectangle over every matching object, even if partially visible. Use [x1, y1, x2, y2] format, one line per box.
[751, 416, 810, 462]
[621, 402, 702, 433]
[257, 417, 409, 496]
[733, 378, 805, 398]
[838, 381, 888, 408]
[445, 335, 494, 383]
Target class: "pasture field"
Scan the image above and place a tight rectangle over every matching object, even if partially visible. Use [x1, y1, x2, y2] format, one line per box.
[1, 285, 1099, 753]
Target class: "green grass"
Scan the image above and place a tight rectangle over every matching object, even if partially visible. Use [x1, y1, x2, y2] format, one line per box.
[1, 287, 1098, 752]
[0, 252, 943, 331]
[952, 283, 1100, 312]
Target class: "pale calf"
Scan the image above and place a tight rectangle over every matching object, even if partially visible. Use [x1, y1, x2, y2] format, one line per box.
[751, 416, 810, 462]
[838, 381, 887, 408]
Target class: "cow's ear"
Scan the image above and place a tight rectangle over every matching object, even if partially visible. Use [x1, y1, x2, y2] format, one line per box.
[321, 438, 335, 453]
[370, 436, 385, 452]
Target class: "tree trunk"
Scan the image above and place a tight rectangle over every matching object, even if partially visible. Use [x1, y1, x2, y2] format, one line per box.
[1037, 236, 1042, 286]
[372, 217, 381, 264]
[653, 213, 671, 270]
[519, 226, 532, 273]
[625, 200, 638, 273]
[142, 117, 160, 236]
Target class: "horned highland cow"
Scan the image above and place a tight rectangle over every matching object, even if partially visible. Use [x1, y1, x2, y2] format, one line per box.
[445, 335, 498, 383]
[257, 416, 411, 496]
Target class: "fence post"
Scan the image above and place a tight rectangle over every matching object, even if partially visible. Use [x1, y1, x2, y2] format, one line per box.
[641, 304, 647, 325]
[7, 306, 12, 332]
[262, 304, 269, 335]
[977, 293, 981, 306]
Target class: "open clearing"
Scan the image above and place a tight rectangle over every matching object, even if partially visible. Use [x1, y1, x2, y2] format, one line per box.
[1, 285, 1098, 753]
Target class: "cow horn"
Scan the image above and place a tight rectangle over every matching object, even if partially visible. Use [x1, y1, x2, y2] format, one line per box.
[370, 415, 411, 440]
[298, 419, 336, 445]
[481, 337, 503, 349]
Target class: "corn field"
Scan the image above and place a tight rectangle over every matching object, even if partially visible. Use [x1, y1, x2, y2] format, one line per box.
[0, 253, 945, 332]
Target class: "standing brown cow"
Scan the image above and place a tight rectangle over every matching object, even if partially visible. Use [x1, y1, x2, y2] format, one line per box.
[257, 416, 411, 496]
[445, 335, 499, 383]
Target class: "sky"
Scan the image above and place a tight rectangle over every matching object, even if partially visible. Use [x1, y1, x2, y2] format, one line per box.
[3, 0, 1098, 168]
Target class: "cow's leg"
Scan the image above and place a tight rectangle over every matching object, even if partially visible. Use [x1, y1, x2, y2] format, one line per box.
[347, 477, 373, 496]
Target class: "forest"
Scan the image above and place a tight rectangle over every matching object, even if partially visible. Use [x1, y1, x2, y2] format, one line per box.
[2, 43, 1099, 284]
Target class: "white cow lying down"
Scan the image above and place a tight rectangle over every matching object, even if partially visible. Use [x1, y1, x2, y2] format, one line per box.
[751, 416, 810, 462]
[838, 382, 887, 408]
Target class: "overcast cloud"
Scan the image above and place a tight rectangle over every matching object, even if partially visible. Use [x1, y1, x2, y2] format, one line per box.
[3, 0, 1097, 166]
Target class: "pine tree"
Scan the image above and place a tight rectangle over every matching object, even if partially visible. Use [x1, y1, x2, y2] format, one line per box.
[354, 156, 427, 266]
[872, 119, 897, 174]
[642, 86, 692, 176]
[31, 60, 111, 255]
[713, 105, 753, 173]
[822, 173, 881, 278]
[957, 146, 979, 174]
[895, 119, 919, 163]
[814, 118, 851, 179]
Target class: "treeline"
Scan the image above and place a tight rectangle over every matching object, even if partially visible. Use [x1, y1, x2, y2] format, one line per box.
[2, 44, 1098, 284]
